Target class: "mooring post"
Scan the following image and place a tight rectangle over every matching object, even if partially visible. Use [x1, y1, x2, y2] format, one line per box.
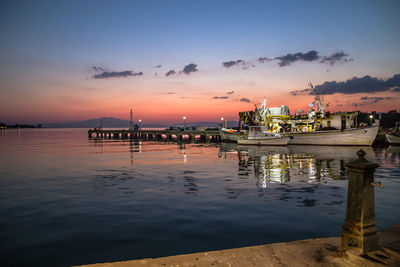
[341, 149, 380, 254]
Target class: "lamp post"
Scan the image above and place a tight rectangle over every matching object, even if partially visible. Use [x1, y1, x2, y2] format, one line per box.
[139, 119, 142, 130]
[369, 114, 373, 126]
[220, 117, 224, 128]
[183, 116, 186, 132]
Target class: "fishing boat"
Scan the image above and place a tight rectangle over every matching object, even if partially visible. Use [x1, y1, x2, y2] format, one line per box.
[385, 122, 400, 145]
[239, 84, 379, 145]
[218, 126, 247, 142]
[237, 126, 291, 146]
[286, 125, 379, 146]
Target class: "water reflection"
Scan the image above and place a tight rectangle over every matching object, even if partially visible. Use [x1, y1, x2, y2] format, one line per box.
[219, 143, 376, 188]
[178, 142, 187, 164]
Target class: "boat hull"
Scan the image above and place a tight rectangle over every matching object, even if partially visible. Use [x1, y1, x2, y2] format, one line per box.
[285, 126, 379, 146]
[237, 137, 290, 146]
[385, 134, 400, 145]
[219, 127, 247, 142]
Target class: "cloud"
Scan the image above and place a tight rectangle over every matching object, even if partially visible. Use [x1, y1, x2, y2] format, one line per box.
[320, 51, 353, 65]
[181, 63, 198, 74]
[351, 96, 392, 106]
[155, 65, 162, 68]
[223, 60, 244, 68]
[213, 96, 228, 99]
[289, 88, 312, 96]
[360, 96, 392, 103]
[92, 66, 105, 72]
[240, 98, 251, 103]
[227, 90, 234, 95]
[93, 70, 143, 79]
[386, 74, 400, 86]
[167, 92, 176, 94]
[275, 50, 319, 67]
[257, 57, 273, 63]
[166, 70, 176, 76]
[312, 74, 400, 95]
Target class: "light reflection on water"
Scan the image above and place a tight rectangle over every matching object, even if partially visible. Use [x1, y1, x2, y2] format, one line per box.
[0, 129, 399, 267]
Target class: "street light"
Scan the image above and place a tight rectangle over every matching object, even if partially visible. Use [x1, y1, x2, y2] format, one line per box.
[183, 116, 186, 132]
[369, 114, 373, 125]
[221, 117, 224, 128]
[138, 119, 142, 130]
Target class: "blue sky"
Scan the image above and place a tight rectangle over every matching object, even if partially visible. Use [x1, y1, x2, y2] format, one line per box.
[0, 0, 399, 123]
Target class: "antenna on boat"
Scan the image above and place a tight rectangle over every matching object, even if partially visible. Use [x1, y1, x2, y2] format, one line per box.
[309, 82, 325, 117]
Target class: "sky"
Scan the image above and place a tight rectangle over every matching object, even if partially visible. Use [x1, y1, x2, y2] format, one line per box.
[0, 0, 399, 124]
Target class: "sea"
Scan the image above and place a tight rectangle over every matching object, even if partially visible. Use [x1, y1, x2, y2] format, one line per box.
[0, 128, 399, 266]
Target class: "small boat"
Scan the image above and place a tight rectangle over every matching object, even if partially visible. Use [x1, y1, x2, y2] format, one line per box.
[385, 134, 400, 145]
[237, 126, 291, 146]
[219, 126, 247, 142]
[385, 122, 400, 145]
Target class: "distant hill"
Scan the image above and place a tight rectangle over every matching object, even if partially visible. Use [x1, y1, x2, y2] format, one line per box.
[43, 117, 130, 128]
[43, 117, 239, 128]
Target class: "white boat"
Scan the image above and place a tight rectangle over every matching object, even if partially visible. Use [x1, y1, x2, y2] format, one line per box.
[237, 126, 291, 146]
[385, 134, 400, 145]
[219, 126, 247, 142]
[385, 122, 400, 145]
[286, 125, 379, 146]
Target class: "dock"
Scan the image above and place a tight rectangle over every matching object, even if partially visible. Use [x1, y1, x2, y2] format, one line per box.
[88, 129, 221, 142]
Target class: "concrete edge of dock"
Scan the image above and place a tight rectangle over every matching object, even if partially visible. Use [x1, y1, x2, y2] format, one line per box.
[77, 224, 400, 267]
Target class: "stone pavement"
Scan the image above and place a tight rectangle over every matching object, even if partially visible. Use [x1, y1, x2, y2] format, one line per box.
[78, 224, 400, 267]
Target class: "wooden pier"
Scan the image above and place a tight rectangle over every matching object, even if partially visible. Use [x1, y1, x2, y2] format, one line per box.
[88, 129, 221, 142]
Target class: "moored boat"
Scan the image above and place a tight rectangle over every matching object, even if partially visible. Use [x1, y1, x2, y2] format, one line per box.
[237, 126, 291, 146]
[285, 125, 379, 146]
[385, 134, 400, 145]
[218, 126, 247, 142]
[385, 122, 400, 145]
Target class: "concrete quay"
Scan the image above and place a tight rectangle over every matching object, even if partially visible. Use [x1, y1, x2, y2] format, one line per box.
[77, 224, 400, 267]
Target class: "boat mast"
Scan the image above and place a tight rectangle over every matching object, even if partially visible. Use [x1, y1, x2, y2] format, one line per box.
[309, 82, 325, 117]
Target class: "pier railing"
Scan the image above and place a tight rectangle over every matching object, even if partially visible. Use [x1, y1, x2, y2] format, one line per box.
[88, 129, 221, 142]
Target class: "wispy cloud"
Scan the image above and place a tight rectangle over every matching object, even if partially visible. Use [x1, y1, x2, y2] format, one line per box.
[360, 96, 392, 102]
[181, 63, 198, 74]
[240, 98, 251, 103]
[92, 66, 105, 72]
[93, 70, 143, 79]
[213, 96, 228, 99]
[155, 64, 162, 68]
[166, 70, 176, 76]
[227, 90, 234, 95]
[289, 88, 312, 96]
[275, 50, 319, 67]
[223, 60, 244, 68]
[320, 51, 353, 65]
[257, 57, 273, 63]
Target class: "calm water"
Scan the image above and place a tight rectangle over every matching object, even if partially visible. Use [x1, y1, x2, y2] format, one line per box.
[0, 128, 399, 266]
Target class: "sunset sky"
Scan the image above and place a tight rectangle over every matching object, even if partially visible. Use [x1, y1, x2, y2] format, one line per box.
[1, 0, 399, 124]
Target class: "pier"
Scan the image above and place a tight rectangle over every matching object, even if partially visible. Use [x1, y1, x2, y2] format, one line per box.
[88, 129, 221, 142]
